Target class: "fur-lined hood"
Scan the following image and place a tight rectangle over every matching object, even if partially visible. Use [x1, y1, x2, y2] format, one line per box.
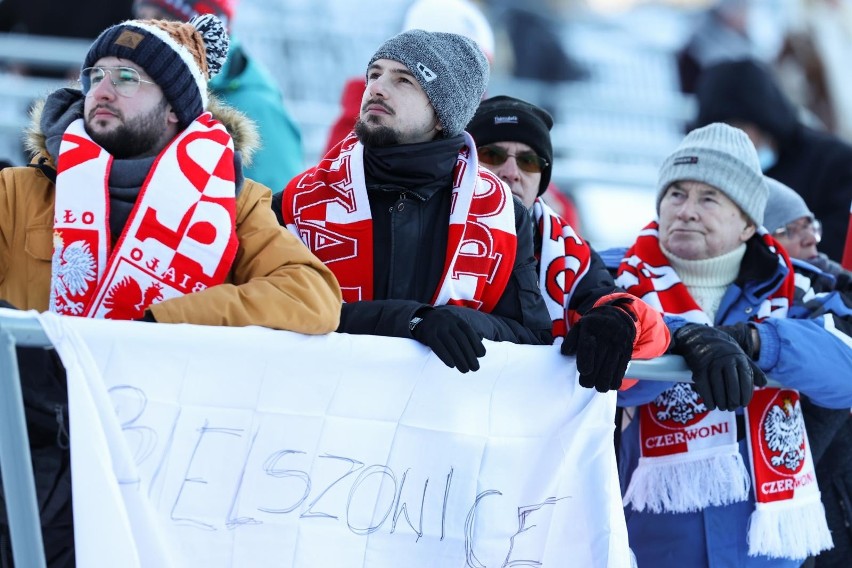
[25, 89, 259, 167]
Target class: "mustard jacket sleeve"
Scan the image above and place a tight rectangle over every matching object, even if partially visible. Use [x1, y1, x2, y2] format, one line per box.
[149, 180, 342, 332]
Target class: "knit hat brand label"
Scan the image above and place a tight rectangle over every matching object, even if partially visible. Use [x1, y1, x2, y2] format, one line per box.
[494, 115, 518, 125]
[114, 30, 145, 49]
[673, 156, 699, 165]
[416, 62, 437, 82]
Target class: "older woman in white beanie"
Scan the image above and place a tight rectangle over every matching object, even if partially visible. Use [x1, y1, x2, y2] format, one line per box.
[610, 122, 852, 568]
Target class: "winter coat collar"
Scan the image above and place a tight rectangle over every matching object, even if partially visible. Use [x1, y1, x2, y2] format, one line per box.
[24, 87, 259, 168]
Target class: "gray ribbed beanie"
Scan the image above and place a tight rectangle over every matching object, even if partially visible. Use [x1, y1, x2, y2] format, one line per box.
[763, 177, 813, 233]
[367, 29, 489, 138]
[657, 122, 768, 225]
[83, 14, 229, 129]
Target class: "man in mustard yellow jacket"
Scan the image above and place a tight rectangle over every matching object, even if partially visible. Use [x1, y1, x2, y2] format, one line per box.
[0, 15, 341, 566]
[0, 16, 340, 330]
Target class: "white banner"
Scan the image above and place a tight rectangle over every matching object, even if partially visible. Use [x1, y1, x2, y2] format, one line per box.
[37, 313, 630, 568]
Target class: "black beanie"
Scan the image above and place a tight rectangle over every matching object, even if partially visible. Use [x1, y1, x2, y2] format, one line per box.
[466, 95, 553, 195]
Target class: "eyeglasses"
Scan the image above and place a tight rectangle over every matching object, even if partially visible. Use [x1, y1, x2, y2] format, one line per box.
[79, 66, 156, 98]
[477, 145, 549, 173]
[773, 218, 822, 243]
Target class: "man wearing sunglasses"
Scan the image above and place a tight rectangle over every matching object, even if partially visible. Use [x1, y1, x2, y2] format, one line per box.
[467, 95, 670, 393]
[275, 30, 555, 374]
[0, 15, 343, 566]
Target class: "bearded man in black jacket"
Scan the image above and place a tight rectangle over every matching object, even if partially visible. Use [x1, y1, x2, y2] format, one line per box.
[273, 29, 556, 373]
[275, 29, 665, 387]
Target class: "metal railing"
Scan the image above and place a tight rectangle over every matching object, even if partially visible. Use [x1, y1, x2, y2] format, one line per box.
[0, 314, 49, 568]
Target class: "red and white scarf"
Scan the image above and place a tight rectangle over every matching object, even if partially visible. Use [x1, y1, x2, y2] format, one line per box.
[50, 114, 238, 320]
[281, 132, 517, 311]
[617, 222, 831, 559]
[745, 388, 831, 558]
[533, 197, 592, 338]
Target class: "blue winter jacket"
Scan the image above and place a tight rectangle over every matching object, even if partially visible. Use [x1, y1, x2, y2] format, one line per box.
[610, 239, 852, 568]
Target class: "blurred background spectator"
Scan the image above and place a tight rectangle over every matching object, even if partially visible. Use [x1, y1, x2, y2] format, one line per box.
[694, 57, 852, 262]
[489, 0, 587, 86]
[676, 0, 756, 94]
[0, 0, 132, 77]
[132, 0, 304, 193]
[0, 0, 133, 165]
[778, 0, 852, 143]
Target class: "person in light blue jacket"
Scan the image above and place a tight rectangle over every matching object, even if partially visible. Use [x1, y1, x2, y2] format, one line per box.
[133, 0, 304, 192]
[610, 123, 852, 568]
[207, 37, 303, 191]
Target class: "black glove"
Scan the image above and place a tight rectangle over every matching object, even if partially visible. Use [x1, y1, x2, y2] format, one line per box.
[410, 308, 486, 373]
[835, 272, 852, 293]
[715, 322, 759, 361]
[670, 324, 767, 411]
[562, 297, 637, 393]
[136, 310, 157, 323]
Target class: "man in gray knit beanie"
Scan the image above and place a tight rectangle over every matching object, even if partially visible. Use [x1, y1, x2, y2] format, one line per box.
[358, 28, 489, 143]
[274, 30, 554, 376]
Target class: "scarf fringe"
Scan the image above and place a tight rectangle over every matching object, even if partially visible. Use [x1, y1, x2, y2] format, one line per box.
[747, 495, 834, 559]
[624, 451, 750, 513]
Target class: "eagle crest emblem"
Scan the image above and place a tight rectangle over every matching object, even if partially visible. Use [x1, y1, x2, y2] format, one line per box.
[50, 231, 96, 314]
[103, 276, 164, 320]
[650, 382, 708, 426]
[761, 397, 805, 473]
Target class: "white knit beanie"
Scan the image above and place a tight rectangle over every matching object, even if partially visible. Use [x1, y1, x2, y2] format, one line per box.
[656, 123, 769, 225]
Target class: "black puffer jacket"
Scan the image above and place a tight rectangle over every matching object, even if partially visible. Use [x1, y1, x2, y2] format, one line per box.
[338, 187, 552, 343]
[695, 59, 852, 261]
[274, 137, 553, 345]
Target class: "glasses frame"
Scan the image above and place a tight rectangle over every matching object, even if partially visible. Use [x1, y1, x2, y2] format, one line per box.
[79, 66, 156, 98]
[773, 218, 822, 243]
[476, 144, 549, 174]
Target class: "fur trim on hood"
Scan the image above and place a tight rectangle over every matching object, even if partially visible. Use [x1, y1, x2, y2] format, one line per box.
[25, 90, 259, 167]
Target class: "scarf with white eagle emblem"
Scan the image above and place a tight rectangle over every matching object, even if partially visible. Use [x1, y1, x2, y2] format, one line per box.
[616, 221, 832, 560]
[50, 114, 238, 319]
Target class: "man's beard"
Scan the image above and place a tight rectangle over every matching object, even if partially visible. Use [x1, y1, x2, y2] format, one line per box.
[87, 100, 170, 159]
[354, 118, 400, 147]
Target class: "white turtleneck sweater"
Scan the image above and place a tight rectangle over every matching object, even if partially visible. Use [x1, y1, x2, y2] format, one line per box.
[660, 243, 747, 322]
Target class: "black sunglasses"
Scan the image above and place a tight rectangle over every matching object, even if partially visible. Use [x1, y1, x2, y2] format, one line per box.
[477, 145, 549, 173]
